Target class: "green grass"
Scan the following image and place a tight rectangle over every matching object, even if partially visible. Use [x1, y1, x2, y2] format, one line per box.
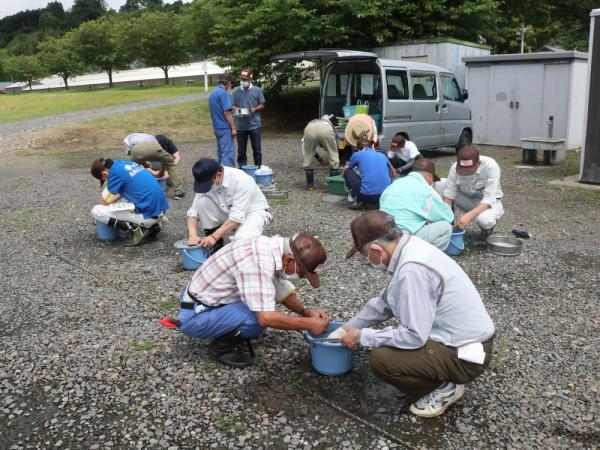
[133, 342, 155, 352]
[0, 84, 209, 123]
[159, 299, 179, 310]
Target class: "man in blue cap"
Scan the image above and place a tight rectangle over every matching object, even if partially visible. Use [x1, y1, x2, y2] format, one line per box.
[186, 158, 271, 253]
[208, 73, 237, 167]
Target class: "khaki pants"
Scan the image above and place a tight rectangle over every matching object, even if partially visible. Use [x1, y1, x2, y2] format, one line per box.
[302, 120, 339, 169]
[370, 336, 494, 399]
[130, 141, 183, 194]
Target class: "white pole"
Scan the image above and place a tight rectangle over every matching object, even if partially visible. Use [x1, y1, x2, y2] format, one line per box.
[204, 59, 208, 92]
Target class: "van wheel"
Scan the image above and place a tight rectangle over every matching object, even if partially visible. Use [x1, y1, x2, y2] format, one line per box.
[455, 130, 472, 152]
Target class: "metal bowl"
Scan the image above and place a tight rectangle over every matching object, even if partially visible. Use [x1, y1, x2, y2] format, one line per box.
[486, 235, 523, 256]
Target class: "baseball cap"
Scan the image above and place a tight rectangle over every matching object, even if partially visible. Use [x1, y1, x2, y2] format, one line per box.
[91, 159, 107, 186]
[456, 145, 480, 176]
[346, 211, 398, 259]
[192, 158, 220, 193]
[413, 158, 441, 182]
[289, 233, 327, 288]
[240, 68, 253, 80]
[219, 73, 233, 84]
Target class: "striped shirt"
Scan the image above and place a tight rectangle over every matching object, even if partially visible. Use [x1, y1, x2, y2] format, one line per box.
[187, 236, 284, 312]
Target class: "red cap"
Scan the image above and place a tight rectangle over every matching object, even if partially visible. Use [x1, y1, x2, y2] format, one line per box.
[456, 145, 480, 176]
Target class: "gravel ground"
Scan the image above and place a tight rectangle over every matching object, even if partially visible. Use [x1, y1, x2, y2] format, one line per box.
[0, 93, 208, 139]
[0, 139, 599, 450]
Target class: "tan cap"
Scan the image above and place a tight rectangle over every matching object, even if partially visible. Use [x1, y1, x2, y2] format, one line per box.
[346, 211, 397, 259]
[344, 114, 377, 147]
[456, 145, 480, 176]
[290, 233, 327, 288]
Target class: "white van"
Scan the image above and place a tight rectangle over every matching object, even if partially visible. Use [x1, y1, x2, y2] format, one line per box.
[273, 50, 472, 155]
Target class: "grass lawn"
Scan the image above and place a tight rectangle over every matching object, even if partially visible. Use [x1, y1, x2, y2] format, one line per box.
[24, 86, 321, 154]
[0, 84, 209, 124]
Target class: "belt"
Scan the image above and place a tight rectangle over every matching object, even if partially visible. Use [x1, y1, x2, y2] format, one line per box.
[180, 288, 213, 311]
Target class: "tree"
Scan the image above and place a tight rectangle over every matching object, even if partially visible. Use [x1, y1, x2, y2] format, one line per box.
[119, 0, 163, 13]
[72, 16, 129, 88]
[121, 11, 190, 84]
[38, 34, 84, 90]
[6, 54, 47, 90]
[69, 0, 108, 26]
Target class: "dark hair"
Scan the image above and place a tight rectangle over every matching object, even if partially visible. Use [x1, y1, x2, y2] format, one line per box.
[394, 132, 410, 140]
[374, 226, 403, 245]
[90, 158, 114, 186]
[218, 73, 233, 85]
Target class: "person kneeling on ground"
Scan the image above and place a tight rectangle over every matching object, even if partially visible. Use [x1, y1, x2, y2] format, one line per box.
[387, 132, 421, 176]
[379, 159, 454, 251]
[175, 233, 330, 367]
[437, 145, 504, 238]
[124, 132, 185, 200]
[302, 115, 341, 190]
[187, 158, 271, 253]
[343, 137, 394, 210]
[90, 158, 169, 246]
[338, 211, 495, 417]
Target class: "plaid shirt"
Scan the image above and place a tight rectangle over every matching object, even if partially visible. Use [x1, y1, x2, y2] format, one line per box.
[187, 236, 285, 312]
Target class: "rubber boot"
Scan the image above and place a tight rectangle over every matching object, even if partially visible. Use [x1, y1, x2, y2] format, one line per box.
[329, 168, 340, 177]
[108, 218, 131, 232]
[305, 168, 315, 190]
[208, 330, 255, 368]
[203, 227, 225, 255]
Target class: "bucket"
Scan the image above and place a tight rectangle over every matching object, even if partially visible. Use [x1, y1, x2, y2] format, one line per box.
[157, 178, 167, 193]
[174, 239, 209, 270]
[444, 227, 465, 256]
[96, 221, 119, 241]
[255, 174, 273, 185]
[325, 175, 346, 196]
[303, 322, 354, 376]
[241, 164, 259, 177]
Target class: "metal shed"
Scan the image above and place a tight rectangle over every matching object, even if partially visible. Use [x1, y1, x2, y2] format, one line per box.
[464, 52, 588, 149]
[373, 38, 491, 88]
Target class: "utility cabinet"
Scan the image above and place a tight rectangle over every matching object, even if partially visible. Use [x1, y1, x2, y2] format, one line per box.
[464, 52, 588, 149]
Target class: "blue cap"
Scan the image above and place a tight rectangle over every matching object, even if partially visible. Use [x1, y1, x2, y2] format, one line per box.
[192, 158, 220, 193]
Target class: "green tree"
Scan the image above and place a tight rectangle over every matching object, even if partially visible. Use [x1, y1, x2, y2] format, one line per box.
[72, 16, 129, 88]
[69, 0, 108, 26]
[38, 34, 84, 90]
[121, 11, 190, 84]
[6, 54, 47, 90]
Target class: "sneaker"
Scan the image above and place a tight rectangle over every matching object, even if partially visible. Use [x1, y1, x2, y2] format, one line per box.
[348, 201, 364, 210]
[173, 191, 185, 200]
[409, 382, 465, 418]
[147, 223, 162, 239]
[306, 185, 315, 191]
[131, 226, 151, 246]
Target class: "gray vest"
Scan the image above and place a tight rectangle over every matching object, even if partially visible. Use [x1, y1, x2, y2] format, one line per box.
[395, 236, 495, 347]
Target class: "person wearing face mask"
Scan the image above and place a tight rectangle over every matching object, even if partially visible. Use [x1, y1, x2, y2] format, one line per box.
[379, 159, 454, 251]
[165, 233, 330, 367]
[186, 158, 271, 253]
[339, 211, 495, 417]
[232, 68, 266, 168]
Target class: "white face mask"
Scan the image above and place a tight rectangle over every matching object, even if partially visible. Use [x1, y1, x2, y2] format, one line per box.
[280, 260, 300, 281]
[209, 183, 220, 193]
[367, 246, 387, 272]
[241, 81, 250, 89]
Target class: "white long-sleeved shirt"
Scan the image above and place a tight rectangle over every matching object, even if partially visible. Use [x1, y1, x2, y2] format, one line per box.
[187, 166, 269, 223]
[443, 155, 503, 206]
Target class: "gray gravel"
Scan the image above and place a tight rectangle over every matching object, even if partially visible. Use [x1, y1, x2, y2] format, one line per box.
[0, 139, 599, 449]
[0, 92, 208, 139]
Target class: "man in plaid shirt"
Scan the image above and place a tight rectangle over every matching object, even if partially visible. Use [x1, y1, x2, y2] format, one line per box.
[172, 233, 330, 368]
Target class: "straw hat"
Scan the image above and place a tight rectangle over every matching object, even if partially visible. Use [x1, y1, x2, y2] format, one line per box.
[344, 113, 377, 147]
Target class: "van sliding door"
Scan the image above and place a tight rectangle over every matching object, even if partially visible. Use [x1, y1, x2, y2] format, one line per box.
[409, 71, 442, 149]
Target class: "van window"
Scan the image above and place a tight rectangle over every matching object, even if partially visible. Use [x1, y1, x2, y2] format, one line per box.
[325, 73, 349, 97]
[386, 70, 409, 100]
[441, 75, 461, 101]
[410, 72, 437, 100]
[351, 73, 379, 100]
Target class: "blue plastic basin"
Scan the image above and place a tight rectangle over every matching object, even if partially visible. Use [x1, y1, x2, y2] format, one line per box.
[96, 221, 119, 241]
[444, 227, 465, 256]
[174, 240, 209, 271]
[241, 164, 259, 177]
[303, 322, 354, 376]
[255, 174, 273, 186]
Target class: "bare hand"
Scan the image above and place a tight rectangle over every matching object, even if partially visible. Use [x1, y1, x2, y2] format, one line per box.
[198, 234, 218, 248]
[187, 235, 202, 246]
[307, 315, 330, 336]
[231, 129, 237, 136]
[455, 213, 472, 229]
[319, 158, 330, 167]
[340, 327, 361, 350]
[304, 308, 330, 322]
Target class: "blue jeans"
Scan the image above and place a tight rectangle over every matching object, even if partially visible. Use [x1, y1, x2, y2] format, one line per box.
[178, 292, 265, 339]
[236, 127, 262, 167]
[343, 169, 381, 206]
[214, 129, 235, 167]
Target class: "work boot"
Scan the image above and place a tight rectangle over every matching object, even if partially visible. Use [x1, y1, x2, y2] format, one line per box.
[207, 330, 255, 368]
[147, 223, 162, 239]
[173, 191, 185, 200]
[329, 168, 340, 177]
[108, 218, 130, 232]
[480, 226, 495, 240]
[131, 225, 151, 246]
[305, 168, 315, 190]
[203, 228, 225, 255]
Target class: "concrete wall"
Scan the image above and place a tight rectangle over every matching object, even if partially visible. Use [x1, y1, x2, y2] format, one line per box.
[567, 60, 588, 149]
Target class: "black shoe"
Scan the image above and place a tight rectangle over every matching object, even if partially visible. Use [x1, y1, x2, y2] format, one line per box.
[147, 223, 162, 239]
[208, 337, 254, 368]
[173, 191, 185, 200]
[348, 201, 364, 210]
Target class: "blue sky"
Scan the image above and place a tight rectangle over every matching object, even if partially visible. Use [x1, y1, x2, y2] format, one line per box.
[1, 0, 191, 19]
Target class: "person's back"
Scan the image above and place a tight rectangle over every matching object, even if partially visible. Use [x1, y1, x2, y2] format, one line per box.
[108, 161, 168, 218]
[209, 85, 232, 130]
[349, 148, 392, 195]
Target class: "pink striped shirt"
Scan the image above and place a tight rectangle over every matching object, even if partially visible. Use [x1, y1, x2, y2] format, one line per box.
[187, 236, 284, 312]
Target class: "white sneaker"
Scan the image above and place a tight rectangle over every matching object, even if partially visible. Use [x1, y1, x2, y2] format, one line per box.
[409, 382, 465, 418]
